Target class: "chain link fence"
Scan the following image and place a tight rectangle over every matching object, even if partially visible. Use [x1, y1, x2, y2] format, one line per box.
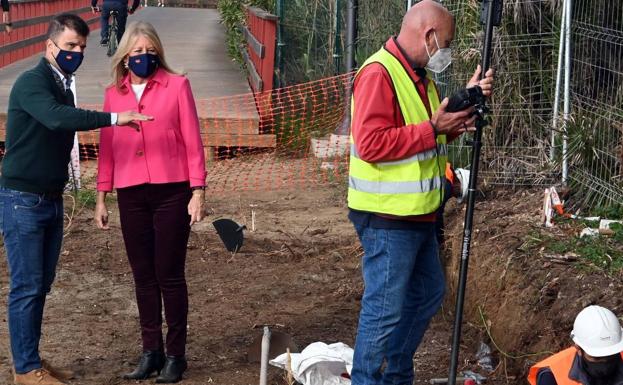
[566, 0, 623, 207]
[280, 0, 344, 84]
[441, 0, 559, 188]
[275, 0, 623, 207]
[355, 0, 405, 64]
[279, 0, 406, 84]
[444, 0, 623, 208]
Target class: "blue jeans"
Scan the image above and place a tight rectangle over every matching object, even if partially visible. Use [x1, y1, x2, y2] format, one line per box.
[0, 187, 64, 374]
[101, 2, 128, 43]
[351, 225, 445, 385]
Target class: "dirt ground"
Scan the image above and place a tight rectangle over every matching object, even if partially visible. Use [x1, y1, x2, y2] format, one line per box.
[0, 180, 621, 385]
[441, 188, 623, 383]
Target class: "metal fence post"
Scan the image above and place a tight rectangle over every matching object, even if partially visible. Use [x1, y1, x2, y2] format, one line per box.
[562, 0, 572, 186]
[276, 0, 285, 87]
[345, 0, 358, 72]
[333, 0, 342, 74]
[336, 0, 358, 136]
[550, 0, 566, 162]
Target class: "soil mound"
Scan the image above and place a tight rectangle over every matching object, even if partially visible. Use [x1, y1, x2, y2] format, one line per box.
[441, 188, 623, 383]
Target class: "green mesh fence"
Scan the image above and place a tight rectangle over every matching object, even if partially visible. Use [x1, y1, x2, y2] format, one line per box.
[355, 0, 405, 64]
[280, 0, 346, 84]
[280, 0, 406, 84]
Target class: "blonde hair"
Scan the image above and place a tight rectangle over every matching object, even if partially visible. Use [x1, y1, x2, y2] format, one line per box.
[110, 21, 181, 91]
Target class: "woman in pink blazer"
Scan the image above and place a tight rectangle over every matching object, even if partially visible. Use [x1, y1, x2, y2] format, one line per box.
[94, 21, 206, 384]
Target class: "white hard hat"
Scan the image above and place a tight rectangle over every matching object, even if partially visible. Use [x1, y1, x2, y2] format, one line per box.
[571, 305, 623, 357]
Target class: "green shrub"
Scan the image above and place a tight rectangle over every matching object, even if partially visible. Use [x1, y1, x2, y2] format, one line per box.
[217, 0, 275, 66]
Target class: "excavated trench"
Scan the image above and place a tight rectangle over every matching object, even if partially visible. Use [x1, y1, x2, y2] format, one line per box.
[434, 188, 623, 384]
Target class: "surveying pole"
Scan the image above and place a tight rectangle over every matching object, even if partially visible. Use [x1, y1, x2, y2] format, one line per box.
[447, 1, 503, 384]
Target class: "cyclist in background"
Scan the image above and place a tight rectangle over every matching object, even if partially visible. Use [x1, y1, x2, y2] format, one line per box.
[2, 0, 12, 34]
[91, 0, 140, 46]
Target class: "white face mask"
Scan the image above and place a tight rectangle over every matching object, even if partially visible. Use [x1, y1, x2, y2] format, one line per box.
[425, 31, 452, 74]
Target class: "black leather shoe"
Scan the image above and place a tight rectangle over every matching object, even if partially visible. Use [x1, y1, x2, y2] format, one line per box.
[155, 356, 187, 383]
[123, 350, 165, 380]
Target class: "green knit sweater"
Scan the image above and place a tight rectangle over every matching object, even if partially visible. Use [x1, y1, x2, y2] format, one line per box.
[1, 58, 112, 194]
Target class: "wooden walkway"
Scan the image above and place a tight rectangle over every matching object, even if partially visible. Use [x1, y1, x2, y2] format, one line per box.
[0, 7, 273, 149]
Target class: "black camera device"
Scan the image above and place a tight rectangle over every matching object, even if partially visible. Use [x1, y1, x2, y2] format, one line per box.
[445, 86, 485, 113]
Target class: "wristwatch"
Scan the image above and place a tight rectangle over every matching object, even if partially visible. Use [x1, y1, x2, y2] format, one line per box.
[191, 186, 205, 192]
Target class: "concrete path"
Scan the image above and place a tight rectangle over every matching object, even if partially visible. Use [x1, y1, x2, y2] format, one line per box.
[0, 7, 270, 150]
[0, 7, 252, 107]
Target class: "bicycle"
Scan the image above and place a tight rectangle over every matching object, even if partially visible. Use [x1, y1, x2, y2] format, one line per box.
[94, 8, 120, 57]
[105, 10, 119, 57]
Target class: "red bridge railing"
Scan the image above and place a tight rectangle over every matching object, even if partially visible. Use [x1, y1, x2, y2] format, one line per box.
[240, 6, 276, 93]
[0, 0, 99, 68]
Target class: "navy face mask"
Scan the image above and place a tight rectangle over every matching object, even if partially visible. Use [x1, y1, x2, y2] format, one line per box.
[128, 53, 160, 78]
[581, 354, 621, 382]
[53, 41, 84, 75]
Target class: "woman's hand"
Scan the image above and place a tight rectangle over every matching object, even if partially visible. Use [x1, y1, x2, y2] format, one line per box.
[188, 189, 205, 226]
[94, 192, 110, 230]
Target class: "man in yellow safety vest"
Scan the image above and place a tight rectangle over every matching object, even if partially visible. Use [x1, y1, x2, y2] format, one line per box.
[347, 1, 494, 384]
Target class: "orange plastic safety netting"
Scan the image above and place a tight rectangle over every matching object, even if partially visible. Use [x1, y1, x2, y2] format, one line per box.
[72, 73, 354, 194]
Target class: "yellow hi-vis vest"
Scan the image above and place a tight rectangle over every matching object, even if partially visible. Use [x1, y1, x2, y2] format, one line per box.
[348, 47, 447, 216]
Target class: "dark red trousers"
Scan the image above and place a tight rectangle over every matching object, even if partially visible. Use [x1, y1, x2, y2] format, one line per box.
[117, 182, 191, 357]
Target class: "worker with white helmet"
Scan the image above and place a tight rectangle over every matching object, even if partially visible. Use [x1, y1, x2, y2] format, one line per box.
[528, 305, 623, 385]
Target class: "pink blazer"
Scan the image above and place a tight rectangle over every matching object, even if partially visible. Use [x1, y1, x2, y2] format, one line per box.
[97, 68, 206, 192]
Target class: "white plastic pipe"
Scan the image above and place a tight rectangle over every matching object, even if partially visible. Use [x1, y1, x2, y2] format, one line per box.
[259, 326, 271, 385]
[550, 0, 567, 161]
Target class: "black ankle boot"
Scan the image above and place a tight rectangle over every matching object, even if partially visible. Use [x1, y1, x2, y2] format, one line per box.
[123, 350, 166, 380]
[155, 356, 187, 383]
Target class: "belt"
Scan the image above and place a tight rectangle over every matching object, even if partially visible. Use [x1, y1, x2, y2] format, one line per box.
[42, 191, 64, 200]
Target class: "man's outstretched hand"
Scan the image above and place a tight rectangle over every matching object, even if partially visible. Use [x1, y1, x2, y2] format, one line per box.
[116, 111, 153, 131]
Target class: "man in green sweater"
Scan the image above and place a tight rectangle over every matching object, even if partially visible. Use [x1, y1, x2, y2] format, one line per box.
[0, 13, 151, 385]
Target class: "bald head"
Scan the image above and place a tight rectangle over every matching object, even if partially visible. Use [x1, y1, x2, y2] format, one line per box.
[396, 0, 455, 68]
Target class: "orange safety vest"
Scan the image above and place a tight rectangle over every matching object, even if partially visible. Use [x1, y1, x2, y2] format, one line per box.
[527, 347, 623, 385]
[528, 347, 582, 385]
[445, 162, 455, 185]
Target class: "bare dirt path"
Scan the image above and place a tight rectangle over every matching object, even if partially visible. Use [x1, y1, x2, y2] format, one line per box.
[1, 185, 615, 385]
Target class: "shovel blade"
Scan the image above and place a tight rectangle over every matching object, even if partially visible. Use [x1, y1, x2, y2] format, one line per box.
[212, 218, 245, 252]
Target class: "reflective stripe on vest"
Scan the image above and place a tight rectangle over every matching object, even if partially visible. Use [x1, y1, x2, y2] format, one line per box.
[349, 175, 443, 195]
[350, 143, 448, 166]
[347, 46, 447, 216]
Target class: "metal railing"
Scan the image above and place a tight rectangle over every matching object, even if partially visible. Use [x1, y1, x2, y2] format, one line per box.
[0, 0, 99, 68]
[240, 5, 277, 93]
